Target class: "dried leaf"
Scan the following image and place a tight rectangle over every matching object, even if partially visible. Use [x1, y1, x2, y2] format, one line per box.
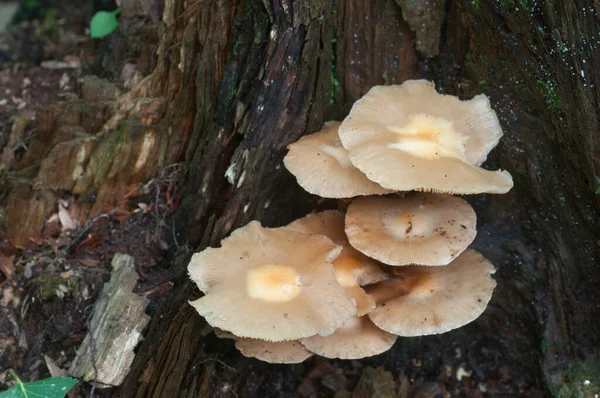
[0, 255, 15, 279]
[111, 208, 131, 222]
[75, 257, 101, 267]
[45, 355, 67, 378]
[58, 204, 77, 231]
[76, 233, 107, 251]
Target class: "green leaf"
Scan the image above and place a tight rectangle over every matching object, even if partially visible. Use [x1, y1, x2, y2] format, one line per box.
[0, 370, 77, 398]
[90, 9, 120, 38]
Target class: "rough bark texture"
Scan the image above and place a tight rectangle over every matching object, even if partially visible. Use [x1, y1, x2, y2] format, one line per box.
[3, 0, 600, 396]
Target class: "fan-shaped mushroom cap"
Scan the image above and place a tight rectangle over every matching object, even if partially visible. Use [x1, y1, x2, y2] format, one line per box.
[283, 122, 392, 198]
[345, 194, 476, 266]
[188, 222, 356, 341]
[288, 210, 388, 315]
[235, 338, 314, 363]
[300, 316, 397, 359]
[338, 80, 513, 194]
[366, 249, 496, 336]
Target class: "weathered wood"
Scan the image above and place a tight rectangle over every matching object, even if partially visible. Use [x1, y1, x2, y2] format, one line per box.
[68, 253, 150, 387]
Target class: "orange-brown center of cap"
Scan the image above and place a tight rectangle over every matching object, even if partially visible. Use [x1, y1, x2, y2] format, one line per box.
[387, 114, 467, 160]
[334, 251, 364, 287]
[247, 264, 303, 303]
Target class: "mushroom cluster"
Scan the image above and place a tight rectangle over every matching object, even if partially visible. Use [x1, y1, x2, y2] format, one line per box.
[187, 80, 512, 363]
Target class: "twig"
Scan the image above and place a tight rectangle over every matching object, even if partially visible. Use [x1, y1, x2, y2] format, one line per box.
[63, 209, 118, 255]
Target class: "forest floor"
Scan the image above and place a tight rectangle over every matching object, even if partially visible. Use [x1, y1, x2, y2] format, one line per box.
[0, 1, 544, 397]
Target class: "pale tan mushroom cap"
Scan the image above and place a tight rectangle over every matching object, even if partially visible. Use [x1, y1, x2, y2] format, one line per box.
[283, 122, 392, 198]
[366, 249, 497, 336]
[338, 80, 513, 194]
[235, 338, 313, 363]
[300, 316, 397, 359]
[345, 194, 477, 266]
[188, 222, 356, 341]
[288, 210, 388, 315]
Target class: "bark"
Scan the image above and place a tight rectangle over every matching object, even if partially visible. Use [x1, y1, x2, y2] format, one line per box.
[3, 0, 600, 396]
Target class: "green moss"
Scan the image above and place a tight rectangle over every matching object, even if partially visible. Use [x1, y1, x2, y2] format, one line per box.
[557, 362, 600, 398]
[34, 274, 80, 300]
[471, 0, 480, 9]
[541, 339, 548, 355]
[329, 39, 339, 106]
[537, 79, 562, 110]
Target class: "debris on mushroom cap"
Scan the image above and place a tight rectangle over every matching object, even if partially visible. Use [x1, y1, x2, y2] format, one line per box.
[366, 249, 497, 336]
[235, 338, 314, 363]
[283, 122, 392, 198]
[187, 221, 356, 342]
[288, 210, 388, 315]
[345, 193, 477, 266]
[300, 316, 397, 359]
[337, 80, 513, 194]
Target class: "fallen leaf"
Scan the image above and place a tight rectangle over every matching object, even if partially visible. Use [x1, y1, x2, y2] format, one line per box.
[29, 236, 45, 245]
[75, 257, 100, 267]
[45, 355, 67, 378]
[58, 204, 77, 231]
[111, 208, 131, 222]
[0, 286, 20, 307]
[0, 254, 15, 279]
[75, 232, 107, 251]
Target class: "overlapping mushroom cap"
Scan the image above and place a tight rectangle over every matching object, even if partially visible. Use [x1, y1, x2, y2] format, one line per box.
[338, 80, 513, 194]
[188, 221, 356, 341]
[288, 210, 388, 315]
[300, 316, 397, 359]
[283, 122, 391, 198]
[345, 193, 477, 266]
[235, 338, 314, 364]
[366, 249, 496, 336]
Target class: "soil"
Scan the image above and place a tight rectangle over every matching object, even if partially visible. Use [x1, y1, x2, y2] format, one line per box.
[0, 1, 547, 397]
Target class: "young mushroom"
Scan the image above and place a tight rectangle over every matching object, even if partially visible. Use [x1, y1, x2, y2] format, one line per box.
[366, 249, 497, 336]
[283, 122, 392, 198]
[235, 338, 314, 364]
[288, 210, 388, 315]
[187, 221, 356, 341]
[300, 316, 397, 359]
[337, 80, 513, 194]
[345, 193, 476, 266]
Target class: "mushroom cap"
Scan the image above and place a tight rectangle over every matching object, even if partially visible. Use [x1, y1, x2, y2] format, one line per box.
[235, 338, 314, 364]
[345, 194, 477, 266]
[300, 316, 397, 359]
[283, 122, 392, 198]
[338, 80, 513, 194]
[366, 249, 497, 336]
[288, 210, 388, 315]
[188, 222, 356, 341]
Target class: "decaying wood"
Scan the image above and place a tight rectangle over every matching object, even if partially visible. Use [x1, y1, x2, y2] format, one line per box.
[68, 253, 150, 387]
[2, 0, 600, 396]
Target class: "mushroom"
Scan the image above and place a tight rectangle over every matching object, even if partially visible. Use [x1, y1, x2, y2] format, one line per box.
[345, 193, 476, 266]
[288, 210, 388, 315]
[337, 80, 513, 194]
[300, 316, 397, 359]
[283, 122, 392, 198]
[187, 221, 356, 341]
[366, 249, 496, 336]
[235, 338, 314, 364]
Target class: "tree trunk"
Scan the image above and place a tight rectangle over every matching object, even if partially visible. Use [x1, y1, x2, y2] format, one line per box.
[4, 0, 600, 396]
